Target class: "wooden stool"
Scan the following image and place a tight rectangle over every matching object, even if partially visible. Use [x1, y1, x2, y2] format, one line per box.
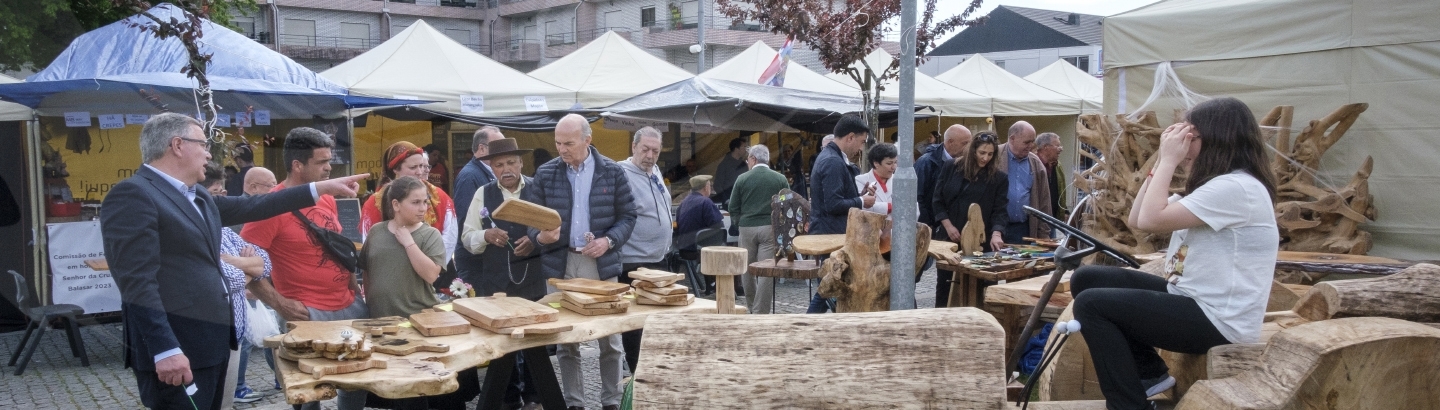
[702, 247, 748, 314]
[748, 258, 823, 312]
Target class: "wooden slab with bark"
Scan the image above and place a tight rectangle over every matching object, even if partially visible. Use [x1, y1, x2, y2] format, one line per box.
[1176, 317, 1440, 410]
[634, 287, 689, 303]
[635, 283, 687, 296]
[1293, 263, 1440, 322]
[791, 234, 845, 256]
[350, 317, 405, 336]
[631, 308, 1005, 409]
[298, 357, 387, 380]
[491, 198, 561, 231]
[628, 268, 684, 283]
[273, 296, 731, 404]
[559, 290, 622, 305]
[633, 279, 678, 289]
[634, 294, 695, 306]
[817, 209, 931, 312]
[547, 278, 631, 295]
[451, 294, 560, 330]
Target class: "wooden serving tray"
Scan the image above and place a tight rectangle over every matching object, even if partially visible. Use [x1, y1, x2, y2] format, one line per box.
[409, 311, 470, 337]
[548, 278, 630, 295]
[492, 198, 561, 231]
[452, 294, 560, 329]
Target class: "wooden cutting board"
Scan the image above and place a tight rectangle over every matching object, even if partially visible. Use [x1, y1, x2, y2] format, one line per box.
[578, 299, 631, 310]
[628, 268, 684, 283]
[298, 357, 387, 379]
[548, 278, 631, 295]
[493, 198, 562, 231]
[635, 287, 689, 303]
[370, 335, 450, 356]
[637, 284, 688, 296]
[452, 293, 561, 329]
[635, 294, 695, 306]
[350, 317, 405, 336]
[408, 311, 470, 337]
[562, 290, 623, 305]
[634, 279, 678, 289]
[559, 299, 628, 316]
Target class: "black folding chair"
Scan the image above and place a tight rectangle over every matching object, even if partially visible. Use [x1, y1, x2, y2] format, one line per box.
[5, 270, 89, 375]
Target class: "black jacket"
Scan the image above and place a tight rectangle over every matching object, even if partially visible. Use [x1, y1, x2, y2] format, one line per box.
[914, 144, 949, 225]
[808, 142, 861, 235]
[931, 160, 1009, 244]
[522, 146, 637, 281]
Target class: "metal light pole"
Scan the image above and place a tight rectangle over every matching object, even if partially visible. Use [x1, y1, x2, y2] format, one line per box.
[889, 0, 919, 310]
[696, 0, 706, 72]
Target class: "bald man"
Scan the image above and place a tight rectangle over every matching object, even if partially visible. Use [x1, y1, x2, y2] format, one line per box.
[916, 125, 971, 226]
[523, 113, 636, 410]
[996, 121, 1052, 242]
[242, 167, 277, 197]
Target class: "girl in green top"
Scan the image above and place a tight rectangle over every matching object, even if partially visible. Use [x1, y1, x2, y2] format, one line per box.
[362, 176, 446, 318]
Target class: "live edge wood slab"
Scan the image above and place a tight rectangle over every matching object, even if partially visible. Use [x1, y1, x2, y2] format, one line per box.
[271, 296, 732, 404]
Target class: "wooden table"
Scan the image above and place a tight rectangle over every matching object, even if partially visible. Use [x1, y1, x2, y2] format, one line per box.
[272, 294, 732, 405]
[748, 258, 824, 312]
[943, 258, 1056, 308]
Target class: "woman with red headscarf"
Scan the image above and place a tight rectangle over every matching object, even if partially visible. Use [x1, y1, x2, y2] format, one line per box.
[360, 141, 458, 262]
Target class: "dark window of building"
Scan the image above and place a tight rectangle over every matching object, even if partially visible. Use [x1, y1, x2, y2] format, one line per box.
[1062, 55, 1090, 73]
[641, 7, 656, 27]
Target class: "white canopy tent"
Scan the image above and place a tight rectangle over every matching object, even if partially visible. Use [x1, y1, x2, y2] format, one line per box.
[699, 41, 860, 97]
[1104, 0, 1440, 259]
[825, 49, 990, 118]
[1025, 60, 1102, 114]
[932, 55, 1081, 116]
[529, 31, 693, 109]
[321, 20, 574, 117]
[0, 75, 29, 122]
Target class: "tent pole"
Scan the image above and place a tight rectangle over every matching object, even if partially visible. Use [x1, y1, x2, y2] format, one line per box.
[25, 112, 50, 304]
[889, 0, 918, 310]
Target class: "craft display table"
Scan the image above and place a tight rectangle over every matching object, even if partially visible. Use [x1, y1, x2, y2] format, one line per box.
[943, 257, 1056, 309]
[269, 294, 730, 406]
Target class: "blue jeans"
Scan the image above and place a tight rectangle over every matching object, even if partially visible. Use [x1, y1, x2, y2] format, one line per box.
[806, 292, 834, 313]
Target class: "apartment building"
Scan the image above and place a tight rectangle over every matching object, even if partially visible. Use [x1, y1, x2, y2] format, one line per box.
[919, 6, 1103, 78]
[235, 0, 831, 75]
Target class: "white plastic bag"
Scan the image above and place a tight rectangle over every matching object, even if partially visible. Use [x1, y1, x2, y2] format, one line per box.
[246, 300, 281, 347]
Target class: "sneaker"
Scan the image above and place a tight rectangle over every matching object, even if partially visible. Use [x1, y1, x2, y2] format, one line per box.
[1141, 374, 1175, 397]
[234, 385, 262, 403]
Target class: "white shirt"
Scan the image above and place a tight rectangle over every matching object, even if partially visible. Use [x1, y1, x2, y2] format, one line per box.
[1162, 171, 1278, 343]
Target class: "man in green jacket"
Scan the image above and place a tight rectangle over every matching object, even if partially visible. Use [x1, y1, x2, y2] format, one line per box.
[728, 144, 790, 314]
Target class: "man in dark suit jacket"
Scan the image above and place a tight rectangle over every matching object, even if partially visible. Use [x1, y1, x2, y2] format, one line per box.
[805, 114, 874, 313]
[102, 113, 365, 410]
[453, 126, 500, 287]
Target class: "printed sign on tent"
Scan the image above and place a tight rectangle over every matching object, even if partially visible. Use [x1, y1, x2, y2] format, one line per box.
[254, 110, 271, 125]
[460, 95, 485, 114]
[126, 114, 150, 124]
[215, 113, 231, 127]
[47, 221, 121, 314]
[524, 96, 549, 112]
[64, 112, 92, 127]
[98, 114, 125, 130]
[235, 112, 251, 127]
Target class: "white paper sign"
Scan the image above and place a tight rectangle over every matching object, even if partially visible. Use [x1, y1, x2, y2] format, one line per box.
[64, 112, 92, 127]
[126, 114, 150, 124]
[460, 95, 485, 114]
[393, 95, 420, 101]
[98, 114, 126, 130]
[235, 112, 251, 127]
[254, 110, 271, 125]
[215, 113, 232, 127]
[524, 96, 549, 112]
[47, 221, 121, 314]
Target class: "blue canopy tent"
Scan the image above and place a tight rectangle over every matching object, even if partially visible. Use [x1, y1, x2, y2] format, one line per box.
[0, 3, 417, 118]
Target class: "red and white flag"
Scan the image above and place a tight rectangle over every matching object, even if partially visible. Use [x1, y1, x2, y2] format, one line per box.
[758, 36, 794, 87]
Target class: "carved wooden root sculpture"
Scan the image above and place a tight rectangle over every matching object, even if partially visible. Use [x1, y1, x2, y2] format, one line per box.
[1074, 104, 1375, 259]
[1177, 317, 1440, 410]
[817, 209, 931, 312]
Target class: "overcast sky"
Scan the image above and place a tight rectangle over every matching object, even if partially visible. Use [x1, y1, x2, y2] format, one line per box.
[928, 0, 1162, 44]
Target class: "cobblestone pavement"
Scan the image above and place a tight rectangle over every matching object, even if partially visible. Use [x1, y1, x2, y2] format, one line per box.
[1, 269, 944, 410]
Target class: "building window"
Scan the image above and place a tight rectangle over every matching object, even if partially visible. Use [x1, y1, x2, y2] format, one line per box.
[1062, 56, 1090, 73]
[283, 19, 316, 46]
[340, 23, 370, 48]
[232, 17, 255, 37]
[445, 28, 472, 46]
[994, 60, 1005, 69]
[641, 7, 656, 27]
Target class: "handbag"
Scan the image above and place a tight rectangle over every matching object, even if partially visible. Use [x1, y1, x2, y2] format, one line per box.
[290, 210, 359, 273]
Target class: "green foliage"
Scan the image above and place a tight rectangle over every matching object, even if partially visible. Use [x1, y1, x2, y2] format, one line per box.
[0, 0, 258, 72]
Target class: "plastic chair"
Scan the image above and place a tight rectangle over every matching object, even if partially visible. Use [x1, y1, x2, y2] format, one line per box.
[675, 226, 726, 296]
[4, 270, 89, 375]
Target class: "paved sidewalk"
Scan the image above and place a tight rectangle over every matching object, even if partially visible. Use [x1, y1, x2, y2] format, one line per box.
[2, 268, 943, 409]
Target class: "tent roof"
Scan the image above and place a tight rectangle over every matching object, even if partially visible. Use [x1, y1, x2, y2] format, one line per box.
[1024, 60, 1102, 114]
[0, 74, 29, 122]
[0, 3, 408, 119]
[1104, 0, 1440, 69]
[529, 31, 693, 109]
[825, 48, 990, 117]
[699, 41, 859, 97]
[932, 55, 1081, 116]
[321, 20, 574, 117]
[599, 77, 905, 133]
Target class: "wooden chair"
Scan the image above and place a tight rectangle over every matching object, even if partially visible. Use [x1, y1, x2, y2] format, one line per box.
[4, 270, 90, 375]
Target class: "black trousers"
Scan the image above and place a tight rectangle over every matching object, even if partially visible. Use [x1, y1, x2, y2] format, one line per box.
[134, 359, 227, 410]
[1070, 265, 1231, 410]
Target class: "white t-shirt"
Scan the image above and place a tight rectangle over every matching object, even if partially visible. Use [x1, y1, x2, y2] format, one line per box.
[1161, 171, 1278, 343]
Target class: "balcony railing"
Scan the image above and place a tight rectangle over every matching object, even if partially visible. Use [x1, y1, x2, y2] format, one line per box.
[388, 0, 479, 6]
[279, 34, 378, 49]
[644, 15, 763, 33]
[491, 39, 542, 62]
[545, 27, 631, 46]
[462, 43, 491, 55]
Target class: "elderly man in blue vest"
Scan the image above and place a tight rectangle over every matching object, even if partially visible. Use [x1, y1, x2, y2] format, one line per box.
[523, 114, 637, 410]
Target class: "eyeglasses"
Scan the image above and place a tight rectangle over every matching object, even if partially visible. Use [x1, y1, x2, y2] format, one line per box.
[177, 137, 213, 150]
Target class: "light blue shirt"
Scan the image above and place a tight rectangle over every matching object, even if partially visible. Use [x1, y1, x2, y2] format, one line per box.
[1007, 151, 1033, 223]
[566, 151, 596, 249]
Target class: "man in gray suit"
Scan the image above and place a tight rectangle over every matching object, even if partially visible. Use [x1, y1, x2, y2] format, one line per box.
[102, 113, 365, 410]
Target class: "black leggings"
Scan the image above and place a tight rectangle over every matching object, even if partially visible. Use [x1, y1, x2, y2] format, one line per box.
[1070, 265, 1231, 410]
